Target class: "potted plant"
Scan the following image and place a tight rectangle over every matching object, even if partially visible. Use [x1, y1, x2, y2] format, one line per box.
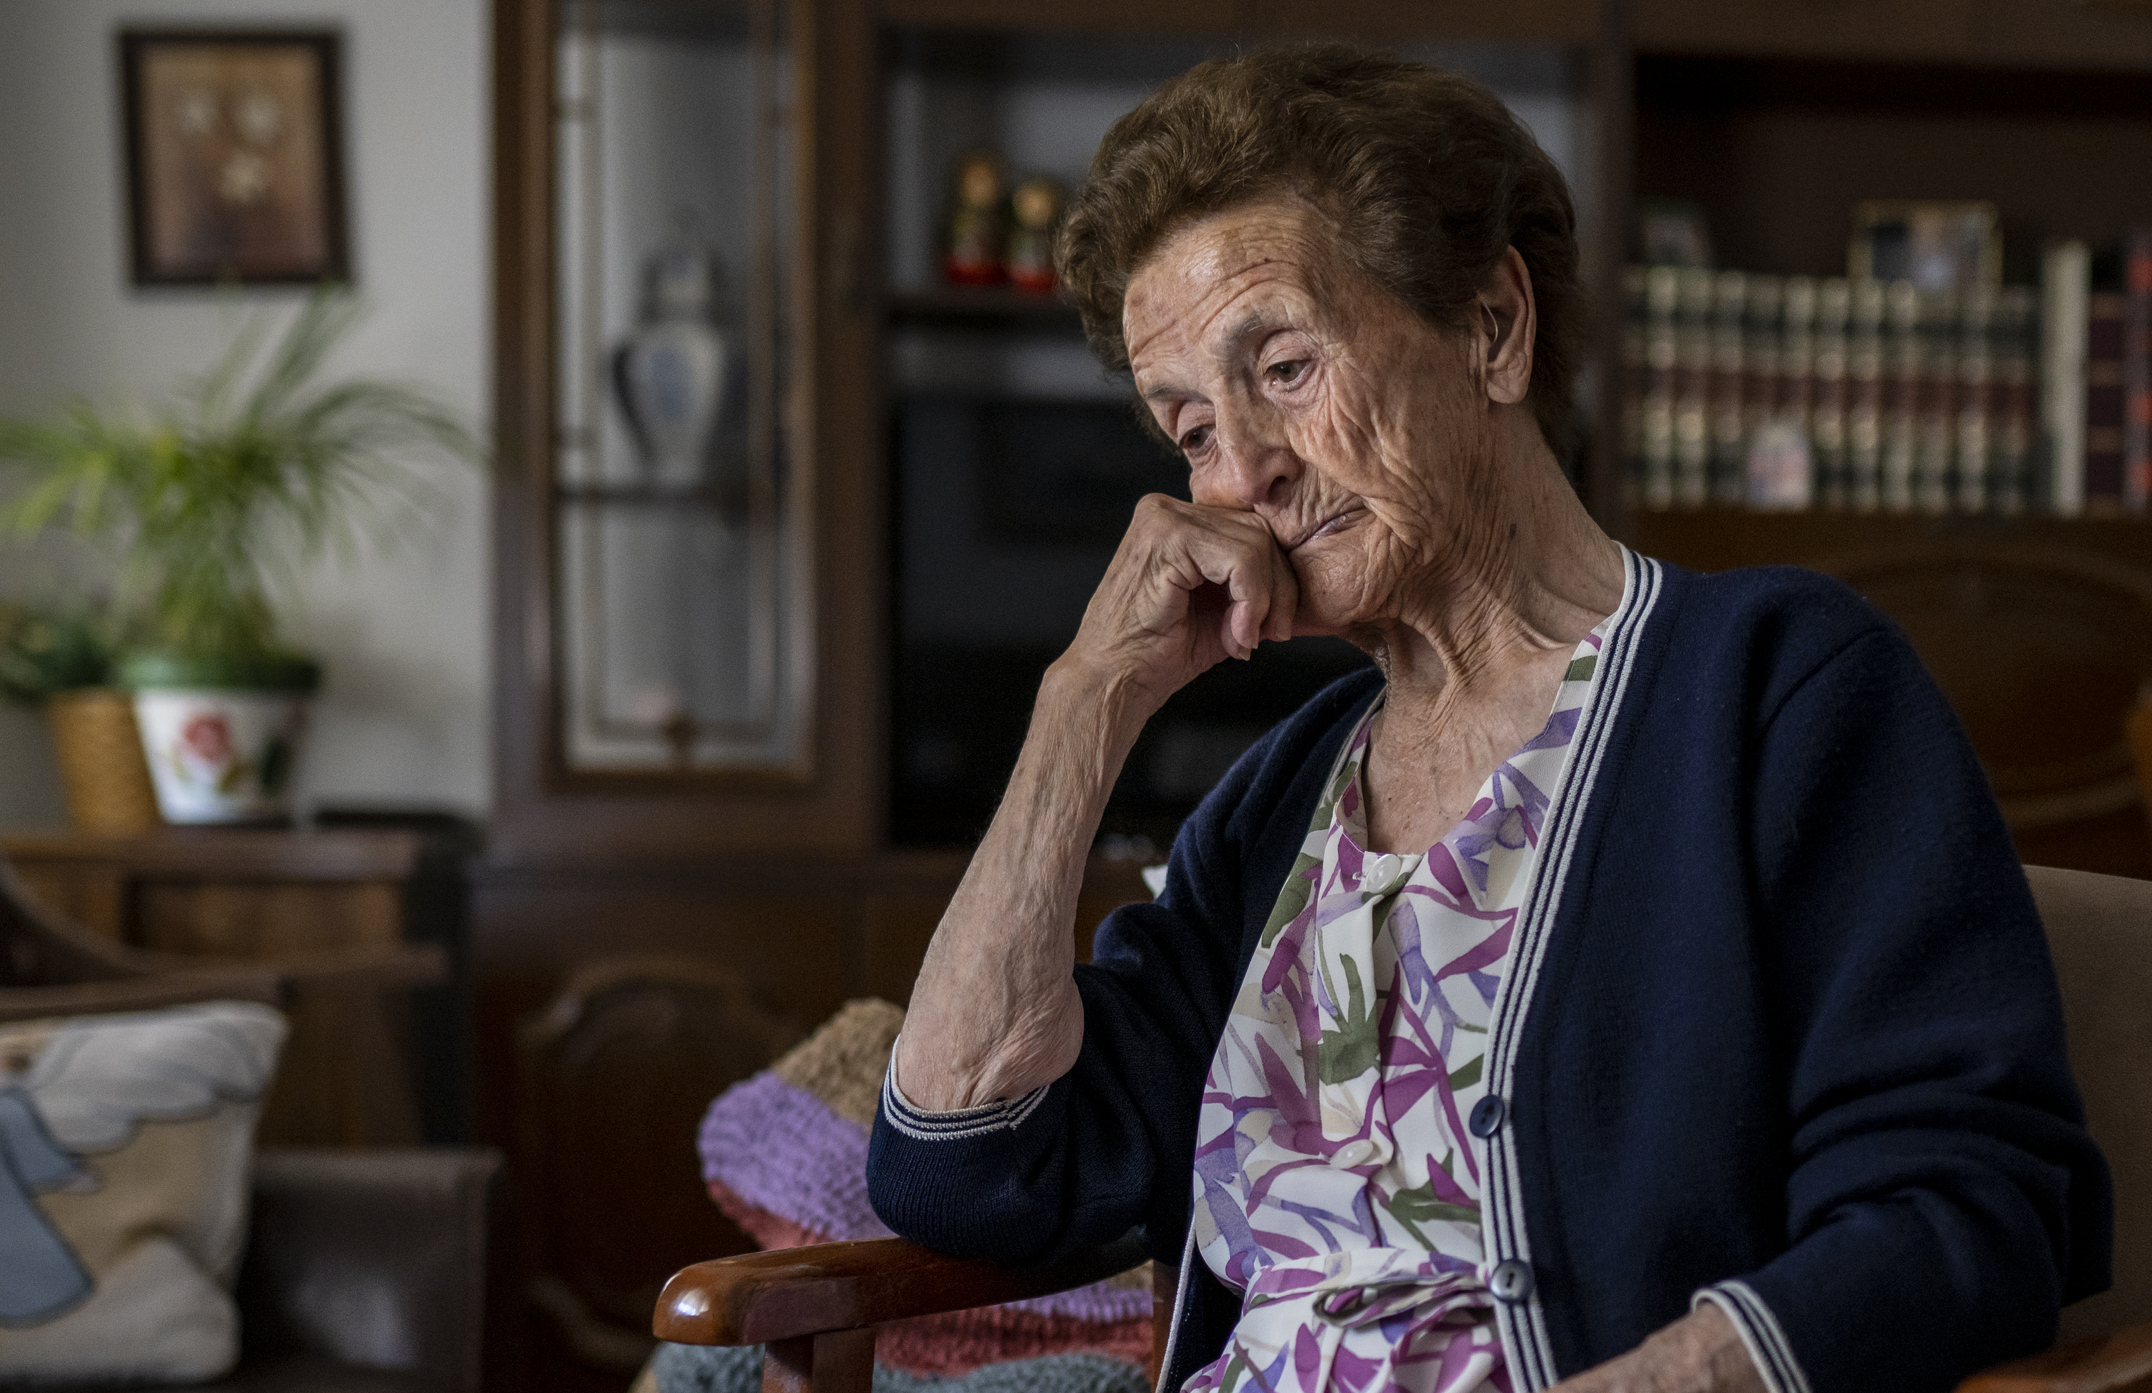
[0, 291, 483, 825]
[0, 606, 162, 833]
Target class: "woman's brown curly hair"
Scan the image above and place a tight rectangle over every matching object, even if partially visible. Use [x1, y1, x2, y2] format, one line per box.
[1056, 44, 1584, 455]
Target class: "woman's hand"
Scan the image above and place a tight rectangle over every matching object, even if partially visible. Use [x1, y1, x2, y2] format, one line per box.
[1545, 1305, 1766, 1393]
[1058, 493, 1299, 737]
[893, 495, 1295, 1113]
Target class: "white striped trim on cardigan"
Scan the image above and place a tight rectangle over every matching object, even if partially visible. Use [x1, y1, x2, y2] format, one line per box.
[1694, 1281, 1815, 1393]
[878, 1040, 1052, 1141]
[1481, 547, 1664, 1389]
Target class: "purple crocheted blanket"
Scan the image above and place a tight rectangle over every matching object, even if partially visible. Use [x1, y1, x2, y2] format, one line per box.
[698, 1072, 1151, 1323]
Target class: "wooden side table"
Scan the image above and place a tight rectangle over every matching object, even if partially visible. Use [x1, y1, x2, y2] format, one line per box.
[0, 828, 453, 1147]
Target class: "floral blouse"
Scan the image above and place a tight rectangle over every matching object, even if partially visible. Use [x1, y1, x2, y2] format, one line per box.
[1184, 618, 1612, 1393]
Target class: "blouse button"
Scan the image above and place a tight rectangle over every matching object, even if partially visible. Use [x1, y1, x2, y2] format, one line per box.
[1489, 1259, 1535, 1303]
[1333, 1139, 1376, 1168]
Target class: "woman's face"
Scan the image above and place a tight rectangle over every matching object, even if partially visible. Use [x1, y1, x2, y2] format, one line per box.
[1123, 198, 1505, 638]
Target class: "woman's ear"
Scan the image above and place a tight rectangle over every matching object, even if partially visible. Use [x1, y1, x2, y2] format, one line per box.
[1476, 246, 1537, 407]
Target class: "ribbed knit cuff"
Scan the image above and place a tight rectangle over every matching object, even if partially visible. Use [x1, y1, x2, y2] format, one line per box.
[879, 1040, 1051, 1141]
[1693, 1281, 1813, 1393]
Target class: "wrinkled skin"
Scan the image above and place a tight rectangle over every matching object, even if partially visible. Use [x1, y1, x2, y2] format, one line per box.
[1105, 199, 1623, 853]
[894, 196, 1757, 1393]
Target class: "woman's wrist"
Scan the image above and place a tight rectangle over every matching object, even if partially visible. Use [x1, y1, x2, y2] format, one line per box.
[1546, 1304, 1766, 1393]
[1036, 652, 1151, 777]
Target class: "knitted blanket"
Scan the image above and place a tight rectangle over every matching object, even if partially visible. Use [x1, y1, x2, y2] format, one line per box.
[696, 999, 1152, 1376]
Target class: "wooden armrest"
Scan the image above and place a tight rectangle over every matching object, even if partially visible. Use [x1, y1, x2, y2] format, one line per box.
[655, 1232, 1150, 1346]
[1957, 1323, 2152, 1393]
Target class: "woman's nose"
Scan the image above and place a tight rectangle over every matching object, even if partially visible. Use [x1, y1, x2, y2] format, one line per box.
[1193, 412, 1300, 511]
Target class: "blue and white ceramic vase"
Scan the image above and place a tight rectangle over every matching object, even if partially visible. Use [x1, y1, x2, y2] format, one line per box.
[610, 221, 731, 489]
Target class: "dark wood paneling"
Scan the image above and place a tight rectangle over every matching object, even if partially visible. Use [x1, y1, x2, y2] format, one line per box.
[1634, 510, 2151, 576]
[879, 0, 1243, 35]
[1637, 0, 2152, 71]
[1635, 54, 2152, 280]
[878, 0, 1595, 42]
[515, 958, 800, 1374]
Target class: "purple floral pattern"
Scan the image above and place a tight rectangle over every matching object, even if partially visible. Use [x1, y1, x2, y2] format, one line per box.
[1184, 625, 1610, 1393]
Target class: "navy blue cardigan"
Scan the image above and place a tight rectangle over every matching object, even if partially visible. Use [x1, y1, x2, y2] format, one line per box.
[868, 558, 2111, 1393]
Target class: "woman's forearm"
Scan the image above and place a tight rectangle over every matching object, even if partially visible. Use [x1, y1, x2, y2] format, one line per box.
[893, 657, 1146, 1111]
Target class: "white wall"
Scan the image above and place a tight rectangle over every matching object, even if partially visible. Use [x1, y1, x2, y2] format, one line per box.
[0, 0, 492, 823]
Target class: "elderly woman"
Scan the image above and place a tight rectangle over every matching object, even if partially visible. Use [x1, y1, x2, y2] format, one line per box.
[866, 46, 2109, 1393]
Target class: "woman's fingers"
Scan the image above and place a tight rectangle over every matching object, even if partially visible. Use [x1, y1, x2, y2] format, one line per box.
[1166, 501, 1292, 661]
[1075, 493, 1296, 691]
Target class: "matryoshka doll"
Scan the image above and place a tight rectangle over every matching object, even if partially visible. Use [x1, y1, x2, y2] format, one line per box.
[1006, 175, 1064, 294]
[941, 152, 1007, 286]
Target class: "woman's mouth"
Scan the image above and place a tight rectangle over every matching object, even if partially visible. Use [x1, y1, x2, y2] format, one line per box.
[1288, 511, 1354, 552]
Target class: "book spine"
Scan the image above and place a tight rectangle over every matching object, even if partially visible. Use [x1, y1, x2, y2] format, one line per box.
[1642, 267, 1679, 510]
[2042, 240, 2090, 515]
[1812, 278, 1852, 510]
[1778, 276, 1818, 506]
[1881, 280, 1921, 512]
[1915, 287, 1959, 514]
[2126, 226, 2152, 513]
[1993, 286, 2038, 515]
[1743, 273, 1783, 450]
[1955, 286, 1995, 514]
[1674, 268, 1714, 508]
[1711, 271, 1750, 507]
[2087, 290, 2127, 515]
[1848, 279, 1887, 512]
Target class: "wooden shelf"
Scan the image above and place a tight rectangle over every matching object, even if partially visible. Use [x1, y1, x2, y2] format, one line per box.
[1633, 0, 2152, 73]
[886, 285, 1084, 330]
[1633, 508, 2151, 575]
[1634, 51, 2152, 279]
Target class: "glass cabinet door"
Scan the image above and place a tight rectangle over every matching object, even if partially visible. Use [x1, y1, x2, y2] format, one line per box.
[551, 0, 807, 776]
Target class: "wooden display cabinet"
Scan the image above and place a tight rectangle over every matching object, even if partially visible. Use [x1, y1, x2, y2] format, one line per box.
[1626, 6, 2152, 879]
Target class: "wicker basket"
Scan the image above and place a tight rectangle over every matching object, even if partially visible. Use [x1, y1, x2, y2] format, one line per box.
[46, 688, 162, 834]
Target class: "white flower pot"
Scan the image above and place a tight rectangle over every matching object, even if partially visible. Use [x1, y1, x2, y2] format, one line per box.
[122, 653, 321, 826]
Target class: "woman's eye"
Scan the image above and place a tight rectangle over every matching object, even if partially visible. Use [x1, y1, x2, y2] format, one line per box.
[1179, 425, 1212, 454]
[1266, 358, 1309, 386]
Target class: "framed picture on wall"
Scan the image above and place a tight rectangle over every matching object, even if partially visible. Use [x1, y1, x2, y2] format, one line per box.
[1848, 200, 2000, 291]
[118, 30, 350, 285]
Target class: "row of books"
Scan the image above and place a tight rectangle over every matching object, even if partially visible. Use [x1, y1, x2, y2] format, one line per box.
[1620, 234, 2152, 516]
[1621, 267, 2037, 513]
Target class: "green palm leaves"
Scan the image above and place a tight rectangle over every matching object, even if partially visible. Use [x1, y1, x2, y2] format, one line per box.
[0, 289, 484, 659]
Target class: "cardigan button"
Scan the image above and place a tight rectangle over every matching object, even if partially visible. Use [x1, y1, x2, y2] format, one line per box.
[1469, 1095, 1507, 1138]
[1489, 1259, 1534, 1303]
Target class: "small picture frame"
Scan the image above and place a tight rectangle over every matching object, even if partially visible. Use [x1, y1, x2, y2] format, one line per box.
[1849, 201, 1999, 290]
[119, 30, 350, 286]
[1635, 198, 1714, 270]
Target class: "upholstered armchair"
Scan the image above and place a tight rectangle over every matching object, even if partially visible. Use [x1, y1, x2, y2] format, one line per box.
[653, 866, 2152, 1393]
[0, 861, 499, 1393]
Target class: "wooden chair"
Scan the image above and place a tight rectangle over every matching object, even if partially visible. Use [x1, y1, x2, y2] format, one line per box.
[0, 858, 444, 1024]
[652, 866, 2152, 1393]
